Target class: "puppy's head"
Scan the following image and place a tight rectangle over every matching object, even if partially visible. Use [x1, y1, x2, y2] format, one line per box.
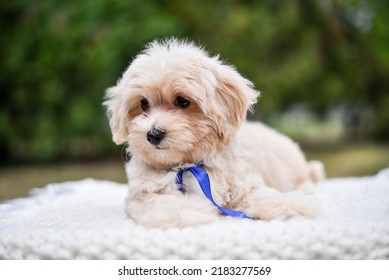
[104, 38, 259, 169]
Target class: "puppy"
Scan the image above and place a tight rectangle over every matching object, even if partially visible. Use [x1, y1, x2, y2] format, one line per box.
[104, 38, 324, 228]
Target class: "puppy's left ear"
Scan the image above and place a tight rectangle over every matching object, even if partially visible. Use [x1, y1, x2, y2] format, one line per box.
[103, 85, 128, 145]
[212, 63, 260, 145]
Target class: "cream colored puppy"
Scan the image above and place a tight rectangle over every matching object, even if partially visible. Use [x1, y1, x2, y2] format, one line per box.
[104, 38, 324, 228]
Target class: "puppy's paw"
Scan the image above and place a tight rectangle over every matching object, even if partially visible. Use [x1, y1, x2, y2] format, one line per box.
[247, 191, 320, 221]
[144, 204, 218, 228]
[126, 194, 219, 228]
[176, 206, 219, 227]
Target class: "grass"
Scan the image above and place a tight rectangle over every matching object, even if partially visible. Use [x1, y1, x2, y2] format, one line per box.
[0, 160, 127, 201]
[306, 143, 389, 177]
[0, 143, 388, 201]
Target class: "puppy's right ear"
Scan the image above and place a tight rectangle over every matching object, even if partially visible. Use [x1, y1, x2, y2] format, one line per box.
[103, 85, 128, 145]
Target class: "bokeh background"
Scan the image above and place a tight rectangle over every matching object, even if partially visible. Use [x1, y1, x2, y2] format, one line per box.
[1, 0, 389, 200]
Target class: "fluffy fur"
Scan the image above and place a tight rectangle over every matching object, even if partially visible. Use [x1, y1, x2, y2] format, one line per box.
[104, 38, 324, 228]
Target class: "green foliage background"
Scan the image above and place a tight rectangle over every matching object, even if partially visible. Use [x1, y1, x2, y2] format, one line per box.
[1, 0, 388, 164]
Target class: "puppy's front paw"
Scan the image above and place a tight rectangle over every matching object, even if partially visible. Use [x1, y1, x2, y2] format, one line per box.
[141, 204, 218, 228]
[247, 191, 320, 221]
[126, 194, 219, 228]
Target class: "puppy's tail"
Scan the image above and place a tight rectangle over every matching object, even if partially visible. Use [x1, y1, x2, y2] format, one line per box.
[308, 160, 326, 183]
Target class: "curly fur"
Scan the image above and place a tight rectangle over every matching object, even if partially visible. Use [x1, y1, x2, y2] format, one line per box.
[104, 38, 324, 228]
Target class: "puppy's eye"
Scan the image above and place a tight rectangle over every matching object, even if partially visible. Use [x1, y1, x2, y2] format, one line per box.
[140, 98, 150, 111]
[175, 96, 190, 109]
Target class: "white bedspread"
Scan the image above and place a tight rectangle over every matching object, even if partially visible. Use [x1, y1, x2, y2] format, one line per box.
[1, 169, 389, 259]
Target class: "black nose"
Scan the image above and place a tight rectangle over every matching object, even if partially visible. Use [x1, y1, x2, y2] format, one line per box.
[146, 127, 166, 146]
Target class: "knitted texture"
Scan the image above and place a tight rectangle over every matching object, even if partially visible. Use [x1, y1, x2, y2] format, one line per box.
[1, 169, 389, 259]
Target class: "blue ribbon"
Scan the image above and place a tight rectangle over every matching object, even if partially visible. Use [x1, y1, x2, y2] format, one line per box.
[176, 163, 253, 219]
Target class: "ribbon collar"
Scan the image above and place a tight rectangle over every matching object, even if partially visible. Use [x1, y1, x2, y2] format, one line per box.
[176, 162, 252, 219]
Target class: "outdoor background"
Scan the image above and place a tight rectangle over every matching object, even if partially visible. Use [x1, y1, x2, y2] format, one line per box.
[1, 0, 389, 200]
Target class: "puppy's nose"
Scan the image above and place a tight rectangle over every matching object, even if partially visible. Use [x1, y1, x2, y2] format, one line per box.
[146, 127, 166, 146]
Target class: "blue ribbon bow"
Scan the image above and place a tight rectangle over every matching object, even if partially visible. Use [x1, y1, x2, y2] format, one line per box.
[176, 163, 252, 219]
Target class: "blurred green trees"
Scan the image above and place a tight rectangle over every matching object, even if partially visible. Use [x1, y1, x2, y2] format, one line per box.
[1, 0, 388, 164]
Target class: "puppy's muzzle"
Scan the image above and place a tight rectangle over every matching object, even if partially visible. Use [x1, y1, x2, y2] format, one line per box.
[147, 127, 166, 146]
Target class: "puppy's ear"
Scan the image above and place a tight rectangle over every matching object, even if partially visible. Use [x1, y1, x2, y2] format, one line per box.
[103, 85, 128, 145]
[212, 64, 260, 145]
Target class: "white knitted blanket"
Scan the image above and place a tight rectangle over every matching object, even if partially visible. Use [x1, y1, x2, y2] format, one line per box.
[1, 169, 389, 260]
